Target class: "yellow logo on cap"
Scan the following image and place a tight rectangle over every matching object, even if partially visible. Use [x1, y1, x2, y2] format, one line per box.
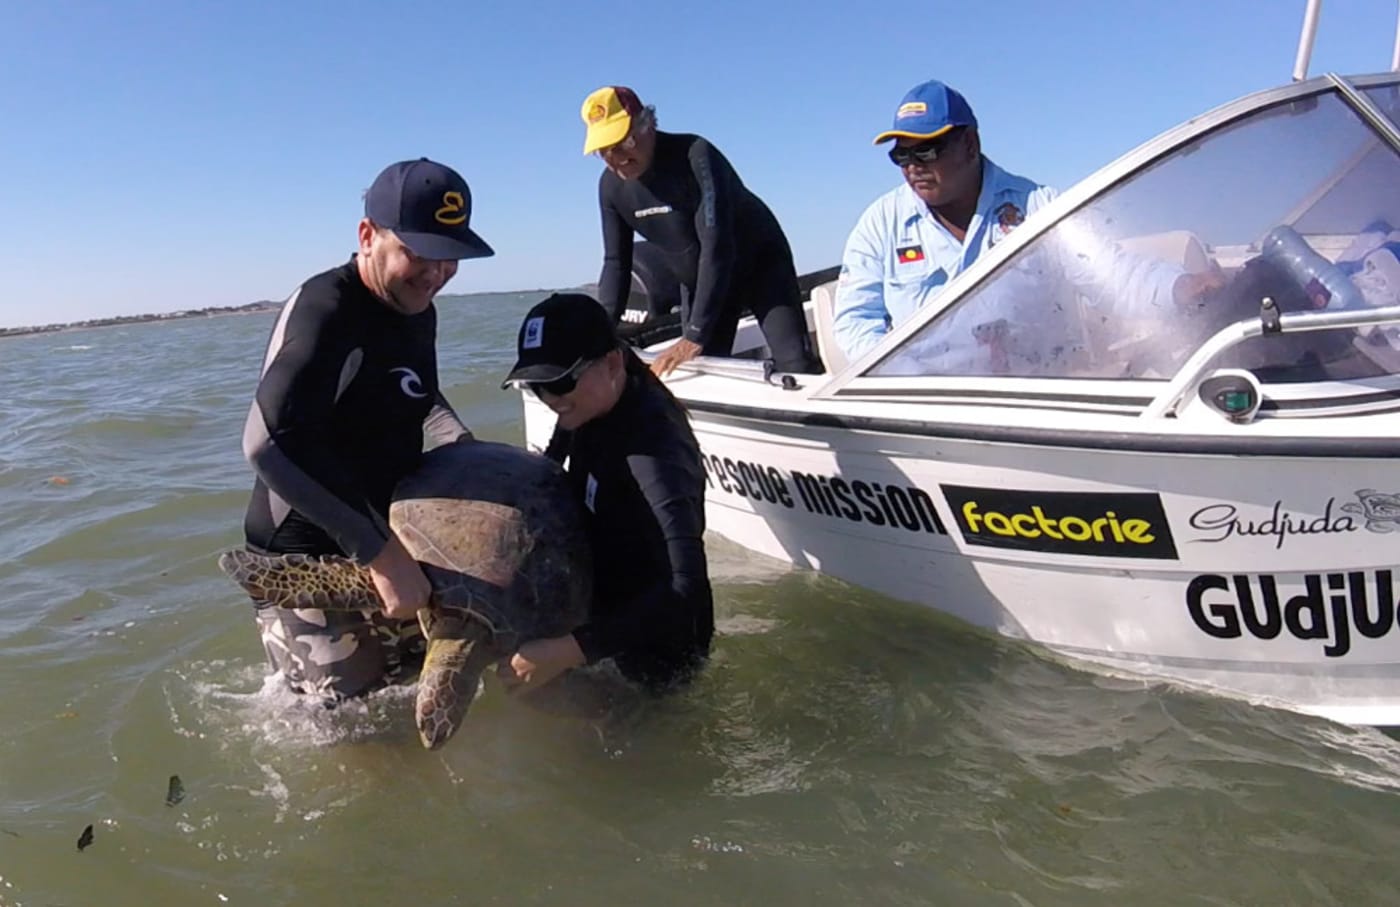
[435, 191, 466, 226]
[587, 103, 607, 123]
[896, 101, 928, 119]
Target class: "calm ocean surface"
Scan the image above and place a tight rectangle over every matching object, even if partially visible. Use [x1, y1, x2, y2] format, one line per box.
[3, 293, 1400, 906]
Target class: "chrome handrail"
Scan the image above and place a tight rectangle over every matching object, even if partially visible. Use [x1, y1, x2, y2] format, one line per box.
[1142, 304, 1400, 419]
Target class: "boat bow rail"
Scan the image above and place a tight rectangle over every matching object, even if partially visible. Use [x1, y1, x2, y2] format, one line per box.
[1143, 303, 1400, 419]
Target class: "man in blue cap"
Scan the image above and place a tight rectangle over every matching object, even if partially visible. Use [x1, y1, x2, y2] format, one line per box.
[834, 80, 1033, 360]
[833, 80, 1220, 363]
[234, 158, 495, 704]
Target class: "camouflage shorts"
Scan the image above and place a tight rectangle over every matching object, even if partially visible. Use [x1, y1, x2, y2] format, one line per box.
[253, 604, 426, 703]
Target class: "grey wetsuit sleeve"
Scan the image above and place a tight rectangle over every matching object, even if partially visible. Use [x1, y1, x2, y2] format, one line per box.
[683, 139, 738, 346]
[241, 293, 391, 562]
[423, 390, 472, 447]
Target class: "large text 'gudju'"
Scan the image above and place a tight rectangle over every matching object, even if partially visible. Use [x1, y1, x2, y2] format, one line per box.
[1188, 570, 1400, 657]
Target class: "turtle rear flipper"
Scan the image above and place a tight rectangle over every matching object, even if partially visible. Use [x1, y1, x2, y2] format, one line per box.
[416, 633, 497, 750]
[216, 549, 381, 611]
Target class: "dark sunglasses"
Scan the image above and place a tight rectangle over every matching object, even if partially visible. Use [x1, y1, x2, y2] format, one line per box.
[887, 129, 965, 167]
[526, 357, 594, 398]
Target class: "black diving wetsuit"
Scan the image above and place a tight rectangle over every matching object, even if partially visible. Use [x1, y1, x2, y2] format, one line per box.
[596, 131, 822, 373]
[242, 258, 464, 559]
[238, 258, 467, 699]
[552, 369, 714, 687]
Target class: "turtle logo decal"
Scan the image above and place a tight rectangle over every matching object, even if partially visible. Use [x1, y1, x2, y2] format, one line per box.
[1341, 489, 1400, 533]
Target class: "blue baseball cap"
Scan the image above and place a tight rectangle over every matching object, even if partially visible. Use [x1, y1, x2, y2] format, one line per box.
[364, 158, 495, 261]
[872, 80, 978, 144]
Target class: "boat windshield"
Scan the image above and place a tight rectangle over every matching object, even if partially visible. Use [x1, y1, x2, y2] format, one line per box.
[870, 86, 1400, 383]
[1364, 83, 1400, 132]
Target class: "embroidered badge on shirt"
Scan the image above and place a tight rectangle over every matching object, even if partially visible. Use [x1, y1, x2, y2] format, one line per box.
[990, 203, 1026, 247]
[896, 244, 925, 264]
[585, 473, 598, 513]
[996, 203, 1024, 231]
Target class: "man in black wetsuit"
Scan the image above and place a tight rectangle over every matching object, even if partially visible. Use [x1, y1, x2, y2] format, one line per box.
[237, 158, 494, 702]
[581, 85, 822, 377]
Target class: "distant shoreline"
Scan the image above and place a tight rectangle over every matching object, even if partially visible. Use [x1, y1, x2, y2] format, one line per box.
[0, 301, 284, 339]
[0, 287, 582, 339]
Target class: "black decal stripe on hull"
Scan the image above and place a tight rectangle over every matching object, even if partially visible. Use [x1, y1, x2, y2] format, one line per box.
[834, 386, 1155, 408]
[686, 401, 1400, 458]
[833, 385, 1400, 415]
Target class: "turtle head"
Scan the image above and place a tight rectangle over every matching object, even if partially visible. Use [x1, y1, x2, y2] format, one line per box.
[216, 549, 381, 611]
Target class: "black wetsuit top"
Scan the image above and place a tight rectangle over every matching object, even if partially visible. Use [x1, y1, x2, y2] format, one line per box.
[555, 369, 714, 686]
[241, 258, 466, 561]
[597, 131, 793, 348]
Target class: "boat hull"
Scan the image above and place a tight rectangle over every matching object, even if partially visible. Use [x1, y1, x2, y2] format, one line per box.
[523, 395, 1400, 724]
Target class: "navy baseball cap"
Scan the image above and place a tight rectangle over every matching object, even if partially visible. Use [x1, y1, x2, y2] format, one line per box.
[501, 293, 619, 387]
[872, 80, 978, 144]
[364, 158, 494, 260]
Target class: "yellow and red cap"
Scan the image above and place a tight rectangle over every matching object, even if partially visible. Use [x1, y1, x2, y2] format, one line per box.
[580, 85, 643, 154]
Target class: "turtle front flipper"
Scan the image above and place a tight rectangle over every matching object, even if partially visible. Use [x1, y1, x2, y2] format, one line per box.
[216, 549, 382, 611]
[415, 624, 496, 750]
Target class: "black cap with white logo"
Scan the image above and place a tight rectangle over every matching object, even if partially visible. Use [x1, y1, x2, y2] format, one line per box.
[501, 293, 619, 386]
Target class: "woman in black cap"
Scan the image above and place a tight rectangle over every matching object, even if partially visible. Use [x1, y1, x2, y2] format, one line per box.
[498, 293, 714, 694]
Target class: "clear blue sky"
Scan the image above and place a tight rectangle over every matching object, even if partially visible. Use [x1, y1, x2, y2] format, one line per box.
[3, 0, 1398, 329]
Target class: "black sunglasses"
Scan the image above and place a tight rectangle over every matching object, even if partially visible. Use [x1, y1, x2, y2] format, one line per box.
[527, 357, 594, 398]
[887, 129, 965, 167]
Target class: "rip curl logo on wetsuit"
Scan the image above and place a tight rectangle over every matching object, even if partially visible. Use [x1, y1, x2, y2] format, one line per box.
[390, 367, 427, 399]
[435, 191, 466, 226]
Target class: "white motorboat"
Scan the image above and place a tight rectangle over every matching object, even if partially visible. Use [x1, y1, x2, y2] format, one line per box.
[520, 34, 1400, 723]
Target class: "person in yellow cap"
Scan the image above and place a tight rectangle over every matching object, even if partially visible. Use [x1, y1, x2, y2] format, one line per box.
[580, 85, 822, 377]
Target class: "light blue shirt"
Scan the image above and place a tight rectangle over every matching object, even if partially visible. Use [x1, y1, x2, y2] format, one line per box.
[833, 158, 1056, 361]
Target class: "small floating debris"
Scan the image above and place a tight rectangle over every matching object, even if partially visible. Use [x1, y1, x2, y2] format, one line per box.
[166, 775, 185, 807]
[1, 828, 19, 837]
[76, 824, 94, 851]
[47, 476, 70, 486]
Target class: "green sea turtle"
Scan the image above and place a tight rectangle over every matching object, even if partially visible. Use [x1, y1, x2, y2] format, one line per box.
[218, 440, 592, 749]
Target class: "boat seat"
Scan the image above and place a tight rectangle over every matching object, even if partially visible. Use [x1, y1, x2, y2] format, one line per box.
[1117, 229, 1213, 273]
[810, 279, 848, 374]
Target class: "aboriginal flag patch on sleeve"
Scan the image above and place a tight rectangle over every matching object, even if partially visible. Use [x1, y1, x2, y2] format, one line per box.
[896, 244, 925, 264]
